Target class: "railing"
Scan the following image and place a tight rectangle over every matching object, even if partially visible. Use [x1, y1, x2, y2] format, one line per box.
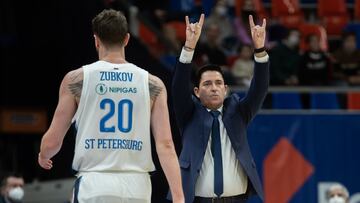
[229, 86, 360, 114]
[230, 86, 360, 93]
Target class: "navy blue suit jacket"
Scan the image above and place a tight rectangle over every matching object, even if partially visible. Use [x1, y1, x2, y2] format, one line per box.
[170, 59, 269, 203]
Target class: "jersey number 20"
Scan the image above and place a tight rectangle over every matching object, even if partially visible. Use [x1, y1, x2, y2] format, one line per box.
[99, 98, 133, 133]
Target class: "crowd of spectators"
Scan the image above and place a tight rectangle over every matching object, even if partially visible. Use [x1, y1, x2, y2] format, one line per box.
[130, 0, 360, 87]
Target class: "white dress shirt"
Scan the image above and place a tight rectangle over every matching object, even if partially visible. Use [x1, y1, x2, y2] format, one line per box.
[195, 107, 248, 197]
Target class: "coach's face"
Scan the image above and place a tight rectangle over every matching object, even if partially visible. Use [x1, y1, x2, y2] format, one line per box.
[194, 71, 227, 110]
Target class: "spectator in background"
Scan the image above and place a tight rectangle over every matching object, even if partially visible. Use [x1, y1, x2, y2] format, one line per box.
[270, 29, 301, 85]
[232, 44, 254, 86]
[326, 184, 349, 203]
[194, 22, 227, 66]
[132, 0, 170, 29]
[332, 32, 360, 86]
[299, 34, 331, 86]
[0, 173, 24, 203]
[234, 0, 257, 46]
[204, 0, 235, 44]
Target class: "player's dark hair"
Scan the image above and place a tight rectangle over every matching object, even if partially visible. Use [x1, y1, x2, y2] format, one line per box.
[92, 9, 128, 47]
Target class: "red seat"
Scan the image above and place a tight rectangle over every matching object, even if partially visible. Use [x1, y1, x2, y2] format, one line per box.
[165, 21, 187, 43]
[138, 23, 164, 57]
[318, 0, 349, 36]
[318, 0, 347, 16]
[299, 23, 328, 51]
[347, 92, 360, 109]
[355, 0, 360, 21]
[271, 0, 304, 28]
[139, 23, 158, 46]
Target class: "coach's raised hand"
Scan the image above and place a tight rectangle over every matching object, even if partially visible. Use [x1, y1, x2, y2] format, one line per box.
[249, 15, 266, 50]
[184, 14, 204, 50]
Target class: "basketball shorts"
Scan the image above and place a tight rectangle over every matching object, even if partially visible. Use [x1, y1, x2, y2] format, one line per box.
[72, 172, 151, 203]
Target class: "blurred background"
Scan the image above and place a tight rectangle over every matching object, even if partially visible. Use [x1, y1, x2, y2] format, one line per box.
[1, 0, 360, 202]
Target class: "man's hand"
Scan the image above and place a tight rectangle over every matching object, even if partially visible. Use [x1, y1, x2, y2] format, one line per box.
[184, 14, 205, 49]
[249, 15, 266, 49]
[38, 153, 53, 170]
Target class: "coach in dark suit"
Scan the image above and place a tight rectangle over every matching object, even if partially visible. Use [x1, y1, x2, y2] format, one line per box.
[170, 14, 269, 203]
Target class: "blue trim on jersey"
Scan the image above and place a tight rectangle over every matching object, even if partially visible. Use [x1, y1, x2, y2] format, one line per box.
[73, 176, 82, 203]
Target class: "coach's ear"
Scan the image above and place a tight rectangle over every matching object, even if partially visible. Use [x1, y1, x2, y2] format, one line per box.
[194, 87, 200, 98]
[123, 33, 130, 47]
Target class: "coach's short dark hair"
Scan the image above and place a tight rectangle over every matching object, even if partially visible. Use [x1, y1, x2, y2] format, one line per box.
[194, 64, 225, 87]
[92, 9, 128, 47]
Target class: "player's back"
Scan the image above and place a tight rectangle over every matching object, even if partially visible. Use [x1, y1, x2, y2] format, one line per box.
[72, 60, 155, 173]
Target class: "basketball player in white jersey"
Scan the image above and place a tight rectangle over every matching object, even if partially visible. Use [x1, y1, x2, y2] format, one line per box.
[38, 9, 184, 203]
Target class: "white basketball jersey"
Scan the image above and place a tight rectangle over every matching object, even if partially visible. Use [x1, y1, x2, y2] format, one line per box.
[72, 61, 155, 173]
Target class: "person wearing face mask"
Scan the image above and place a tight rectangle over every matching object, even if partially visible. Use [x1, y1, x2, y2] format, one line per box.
[326, 184, 349, 203]
[204, 0, 235, 44]
[269, 29, 301, 86]
[0, 173, 25, 203]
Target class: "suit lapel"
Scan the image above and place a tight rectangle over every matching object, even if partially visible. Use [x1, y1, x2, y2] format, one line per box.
[222, 96, 240, 150]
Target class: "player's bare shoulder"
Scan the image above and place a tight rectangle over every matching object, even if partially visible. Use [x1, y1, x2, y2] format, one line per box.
[148, 74, 165, 103]
[63, 68, 84, 101]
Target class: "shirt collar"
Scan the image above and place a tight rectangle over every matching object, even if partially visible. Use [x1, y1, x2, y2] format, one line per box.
[206, 106, 223, 114]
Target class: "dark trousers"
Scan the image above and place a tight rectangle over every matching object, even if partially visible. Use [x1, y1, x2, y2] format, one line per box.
[193, 194, 248, 203]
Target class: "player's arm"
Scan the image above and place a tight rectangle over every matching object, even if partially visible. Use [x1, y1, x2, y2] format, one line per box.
[38, 69, 82, 170]
[149, 75, 184, 203]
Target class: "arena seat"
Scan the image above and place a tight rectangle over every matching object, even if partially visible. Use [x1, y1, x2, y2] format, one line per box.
[355, 0, 360, 21]
[271, 0, 304, 28]
[317, 0, 349, 36]
[347, 92, 360, 109]
[310, 93, 339, 109]
[272, 92, 302, 109]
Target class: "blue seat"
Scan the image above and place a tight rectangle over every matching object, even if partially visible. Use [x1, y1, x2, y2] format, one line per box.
[310, 93, 339, 109]
[272, 93, 302, 109]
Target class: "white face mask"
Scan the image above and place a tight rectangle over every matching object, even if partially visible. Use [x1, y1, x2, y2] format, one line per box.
[8, 187, 24, 202]
[288, 34, 300, 47]
[329, 196, 346, 203]
[215, 6, 227, 16]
